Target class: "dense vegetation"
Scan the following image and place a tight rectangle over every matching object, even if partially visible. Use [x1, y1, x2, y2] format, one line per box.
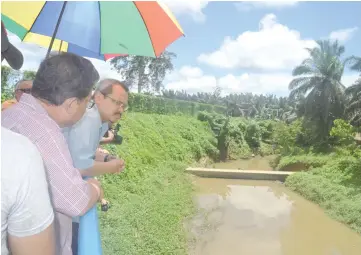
[99, 113, 217, 254]
[1, 39, 361, 252]
[128, 93, 226, 116]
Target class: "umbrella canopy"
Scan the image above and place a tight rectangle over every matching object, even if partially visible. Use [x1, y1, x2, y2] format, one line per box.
[1, 1, 184, 60]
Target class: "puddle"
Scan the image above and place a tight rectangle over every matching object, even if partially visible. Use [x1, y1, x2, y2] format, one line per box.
[188, 177, 361, 255]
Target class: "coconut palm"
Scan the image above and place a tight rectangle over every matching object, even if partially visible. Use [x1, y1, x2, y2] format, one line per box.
[345, 56, 361, 126]
[289, 39, 347, 140]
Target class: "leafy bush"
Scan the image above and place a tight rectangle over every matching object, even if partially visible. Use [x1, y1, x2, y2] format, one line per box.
[311, 157, 361, 190]
[330, 119, 356, 146]
[258, 120, 275, 141]
[277, 154, 329, 170]
[244, 121, 261, 149]
[273, 120, 303, 154]
[99, 112, 217, 254]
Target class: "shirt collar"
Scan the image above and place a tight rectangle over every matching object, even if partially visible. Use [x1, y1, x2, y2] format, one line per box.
[19, 93, 48, 115]
[19, 93, 60, 130]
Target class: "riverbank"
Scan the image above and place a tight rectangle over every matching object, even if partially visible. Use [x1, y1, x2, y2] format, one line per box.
[99, 112, 217, 254]
[284, 153, 361, 234]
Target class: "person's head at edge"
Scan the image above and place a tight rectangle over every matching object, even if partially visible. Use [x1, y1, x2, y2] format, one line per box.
[14, 80, 33, 101]
[93, 79, 129, 124]
[31, 52, 100, 127]
[1, 21, 23, 70]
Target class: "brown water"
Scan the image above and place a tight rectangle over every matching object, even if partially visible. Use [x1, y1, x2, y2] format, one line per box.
[188, 177, 361, 255]
[208, 155, 276, 170]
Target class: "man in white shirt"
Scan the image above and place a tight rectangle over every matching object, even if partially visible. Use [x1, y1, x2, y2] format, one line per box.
[1, 127, 55, 255]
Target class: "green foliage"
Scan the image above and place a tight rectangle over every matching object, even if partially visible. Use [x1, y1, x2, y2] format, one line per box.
[22, 70, 36, 80]
[330, 119, 356, 145]
[129, 93, 226, 116]
[311, 157, 361, 189]
[277, 154, 329, 170]
[289, 40, 348, 143]
[1, 66, 13, 102]
[244, 121, 261, 149]
[196, 113, 277, 160]
[258, 120, 274, 141]
[285, 155, 361, 234]
[273, 119, 304, 154]
[162, 89, 299, 121]
[98, 113, 217, 254]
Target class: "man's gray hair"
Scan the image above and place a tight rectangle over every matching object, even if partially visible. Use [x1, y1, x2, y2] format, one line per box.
[95, 78, 129, 96]
[15, 79, 32, 90]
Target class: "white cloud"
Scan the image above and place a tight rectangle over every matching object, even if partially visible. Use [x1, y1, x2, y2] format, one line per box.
[161, 0, 209, 23]
[198, 13, 317, 71]
[2, 31, 123, 81]
[329, 27, 358, 43]
[165, 65, 360, 96]
[165, 65, 217, 94]
[217, 72, 293, 95]
[235, 1, 298, 12]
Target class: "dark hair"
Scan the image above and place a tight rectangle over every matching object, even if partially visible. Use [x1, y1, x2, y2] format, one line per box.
[31, 52, 99, 105]
[95, 78, 129, 96]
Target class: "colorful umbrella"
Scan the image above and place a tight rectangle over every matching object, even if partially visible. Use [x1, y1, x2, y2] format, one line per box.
[1, 1, 184, 60]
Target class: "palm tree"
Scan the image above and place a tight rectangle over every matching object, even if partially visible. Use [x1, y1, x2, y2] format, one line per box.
[345, 56, 361, 126]
[289, 39, 347, 141]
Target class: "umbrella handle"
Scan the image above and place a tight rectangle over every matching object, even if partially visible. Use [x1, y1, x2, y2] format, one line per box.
[46, 1, 68, 58]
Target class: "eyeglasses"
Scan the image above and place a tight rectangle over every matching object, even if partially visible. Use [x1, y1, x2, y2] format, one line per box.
[15, 88, 32, 94]
[101, 92, 128, 111]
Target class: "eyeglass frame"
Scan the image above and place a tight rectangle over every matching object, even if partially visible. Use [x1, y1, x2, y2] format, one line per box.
[15, 88, 32, 94]
[88, 91, 128, 111]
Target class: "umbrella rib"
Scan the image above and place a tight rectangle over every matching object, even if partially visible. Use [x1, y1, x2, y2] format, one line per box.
[46, 1, 68, 58]
[133, 1, 157, 58]
[97, 1, 102, 58]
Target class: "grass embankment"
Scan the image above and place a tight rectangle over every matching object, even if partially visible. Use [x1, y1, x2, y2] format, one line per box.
[99, 112, 217, 255]
[282, 153, 361, 234]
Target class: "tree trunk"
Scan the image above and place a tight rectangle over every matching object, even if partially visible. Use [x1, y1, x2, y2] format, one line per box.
[218, 136, 228, 162]
[138, 81, 141, 93]
[137, 71, 142, 93]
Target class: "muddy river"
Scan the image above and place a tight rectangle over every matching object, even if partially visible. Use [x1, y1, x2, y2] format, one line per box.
[188, 177, 361, 255]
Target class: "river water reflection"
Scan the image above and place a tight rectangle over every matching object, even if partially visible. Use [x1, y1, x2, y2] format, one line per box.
[189, 177, 361, 255]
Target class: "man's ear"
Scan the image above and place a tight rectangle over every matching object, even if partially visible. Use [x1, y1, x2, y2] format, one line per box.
[93, 91, 103, 104]
[63, 98, 78, 115]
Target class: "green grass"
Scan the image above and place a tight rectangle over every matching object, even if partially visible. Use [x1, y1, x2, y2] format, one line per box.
[98, 112, 217, 255]
[277, 154, 330, 170]
[285, 154, 361, 234]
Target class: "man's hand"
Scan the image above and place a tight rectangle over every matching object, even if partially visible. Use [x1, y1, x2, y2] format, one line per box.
[95, 148, 108, 161]
[87, 178, 104, 202]
[108, 158, 125, 174]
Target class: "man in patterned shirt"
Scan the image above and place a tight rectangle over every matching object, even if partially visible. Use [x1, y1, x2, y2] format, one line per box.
[2, 53, 105, 255]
